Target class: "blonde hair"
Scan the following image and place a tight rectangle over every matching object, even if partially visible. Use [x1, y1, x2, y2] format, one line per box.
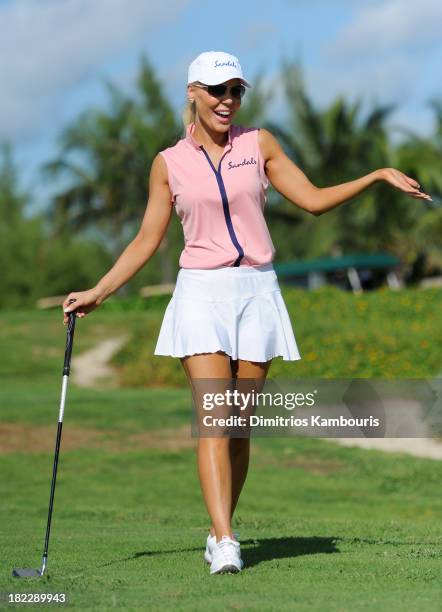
[182, 98, 197, 129]
[182, 82, 198, 131]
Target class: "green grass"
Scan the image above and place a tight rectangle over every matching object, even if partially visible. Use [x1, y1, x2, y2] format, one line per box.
[1, 435, 441, 610]
[0, 302, 441, 610]
[0, 286, 440, 389]
[110, 286, 442, 386]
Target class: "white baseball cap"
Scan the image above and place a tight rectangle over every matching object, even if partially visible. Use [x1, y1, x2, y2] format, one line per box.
[187, 51, 252, 88]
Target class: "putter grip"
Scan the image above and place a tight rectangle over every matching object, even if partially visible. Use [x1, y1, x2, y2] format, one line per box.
[63, 312, 76, 376]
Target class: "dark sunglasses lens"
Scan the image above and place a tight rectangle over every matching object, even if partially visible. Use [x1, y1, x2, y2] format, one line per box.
[231, 85, 245, 99]
[207, 85, 227, 97]
[206, 84, 245, 99]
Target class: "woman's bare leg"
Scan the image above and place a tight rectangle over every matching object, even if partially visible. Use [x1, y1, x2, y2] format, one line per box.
[219, 358, 272, 535]
[181, 352, 272, 541]
[181, 351, 235, 541]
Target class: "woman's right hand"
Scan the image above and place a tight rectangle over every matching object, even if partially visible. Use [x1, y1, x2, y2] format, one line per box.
[62, 288, 103, 325]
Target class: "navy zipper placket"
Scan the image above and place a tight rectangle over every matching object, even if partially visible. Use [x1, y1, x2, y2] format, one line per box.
[200, 145, 244, 267]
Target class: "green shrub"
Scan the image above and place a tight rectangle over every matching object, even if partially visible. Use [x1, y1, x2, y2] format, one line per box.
[109, 286, 442, 387]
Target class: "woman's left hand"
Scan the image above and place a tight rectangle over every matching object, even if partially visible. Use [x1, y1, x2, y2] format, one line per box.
[378, 168, 432, 201]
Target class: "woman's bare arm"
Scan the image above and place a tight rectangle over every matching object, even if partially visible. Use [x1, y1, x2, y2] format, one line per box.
[258, 128, 431, 216]
[93, 154, 173, 303]
[62, 154, 172, 322]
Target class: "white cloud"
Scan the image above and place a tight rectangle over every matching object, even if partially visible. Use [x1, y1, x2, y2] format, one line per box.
[301, 0, 442, 138]
[328, 0, 442, 59]
[306, 54, 422, 108]
[0, 0, 190, 141]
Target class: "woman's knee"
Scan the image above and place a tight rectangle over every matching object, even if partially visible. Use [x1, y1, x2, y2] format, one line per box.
[198, 437, 249, 456]
[198, 436, 231, 452]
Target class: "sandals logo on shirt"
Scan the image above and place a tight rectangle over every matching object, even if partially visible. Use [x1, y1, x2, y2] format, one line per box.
[227, 157, 257, 170]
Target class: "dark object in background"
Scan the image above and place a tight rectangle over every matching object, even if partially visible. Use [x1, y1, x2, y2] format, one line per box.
[405, 252, 428, 286]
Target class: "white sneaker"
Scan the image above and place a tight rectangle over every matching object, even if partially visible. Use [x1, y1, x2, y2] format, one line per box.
[204, 531, 240, 564]
[210, 536, 243, 574]
[204, 534, 217, 564]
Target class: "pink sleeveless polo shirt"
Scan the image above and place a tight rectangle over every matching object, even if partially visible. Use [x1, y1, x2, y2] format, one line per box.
[159, 122, 276, 269]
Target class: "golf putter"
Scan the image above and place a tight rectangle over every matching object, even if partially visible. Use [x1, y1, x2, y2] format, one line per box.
[12, 298, 77, 578]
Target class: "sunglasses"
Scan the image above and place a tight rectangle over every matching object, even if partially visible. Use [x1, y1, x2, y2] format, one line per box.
[194, 82, 246, 100]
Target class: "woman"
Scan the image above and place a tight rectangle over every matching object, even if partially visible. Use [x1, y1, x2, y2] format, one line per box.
[62, 51, 431, 575]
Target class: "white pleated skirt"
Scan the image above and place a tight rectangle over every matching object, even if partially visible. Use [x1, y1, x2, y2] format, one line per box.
[154, 263, 302, 362]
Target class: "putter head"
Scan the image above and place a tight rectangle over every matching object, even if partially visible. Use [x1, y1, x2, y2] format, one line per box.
[12, 568, 43, 578]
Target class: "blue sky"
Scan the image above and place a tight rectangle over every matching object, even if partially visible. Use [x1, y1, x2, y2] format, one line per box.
[2, 0, 441, 214]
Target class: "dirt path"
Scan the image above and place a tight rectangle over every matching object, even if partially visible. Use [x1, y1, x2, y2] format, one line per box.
[71, 335, 129, 388]
[288, 395, 442, 460]
[326, 437, 442, 460]
[69, 337, 442, 460]
[324, 396, 442, 460]
[0, 423, 194, 455]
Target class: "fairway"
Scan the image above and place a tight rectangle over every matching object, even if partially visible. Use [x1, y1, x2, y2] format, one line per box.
[3, 5, 442, 607]
[0, 309, 441, 610]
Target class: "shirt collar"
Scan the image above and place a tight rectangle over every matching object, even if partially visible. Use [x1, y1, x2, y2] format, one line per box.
[185, 122, 233, 152]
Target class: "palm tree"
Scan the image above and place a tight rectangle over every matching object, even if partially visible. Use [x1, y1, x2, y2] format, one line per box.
[393, 99, 442, 275]
[42, 54, 183, 283]
[235, 72, 271, 127]
[262, 59, 438, 266]
[0, 142, 44, 306]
